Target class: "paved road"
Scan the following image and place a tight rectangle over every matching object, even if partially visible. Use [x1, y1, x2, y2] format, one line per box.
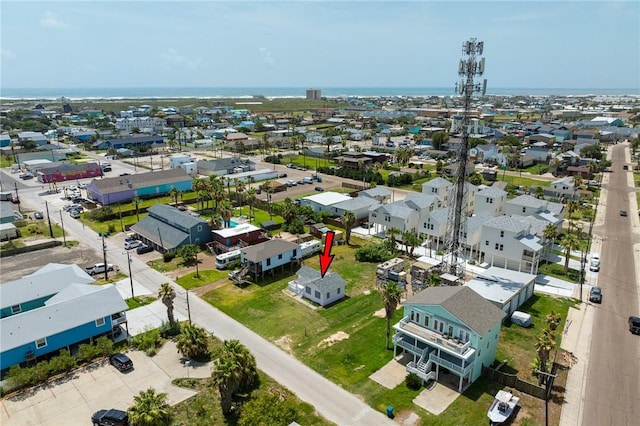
[580, 144, 640, 426]
[10, 176, 394, 426]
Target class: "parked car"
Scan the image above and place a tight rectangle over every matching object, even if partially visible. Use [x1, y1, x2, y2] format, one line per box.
[109, 353, 133, 372]
[136, 244, 154, 255]
[315, 186, 324, 192]
[589, 255, 600, 272]
[19, 172, 33, 180]
[85, 263, 114, 275]
[91, 409, 128, 426]
[620, 210, 628, 217]
[589, 287, 602, 303]
[278, 173, 288, 178]
[69, 209, 81, 219]
[124, 239, 142, 250]
[629, 316, 640, 335]
[34, 211, 44, 220]
[286, 163, 294, 168]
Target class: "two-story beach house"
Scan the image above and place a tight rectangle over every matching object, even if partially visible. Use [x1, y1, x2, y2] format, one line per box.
[240, 239, 301, 281]
[393, 286, 506, 392]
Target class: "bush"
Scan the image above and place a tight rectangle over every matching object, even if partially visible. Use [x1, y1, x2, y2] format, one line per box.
[406, 372, 422, 390]
[355, 242, 394, 262]
[132, 328, 162, 356]
[159, 320, 181, 338]
[48, 349, 76, 375]
[163, 251, 175, 262]
[6, 365, 32, 388]
[95, 336, 114, 357]
[77, 342, 100, 363]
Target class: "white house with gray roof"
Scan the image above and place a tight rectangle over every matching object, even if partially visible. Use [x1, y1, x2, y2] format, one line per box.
[240, 239, 300, 281]
[393, 286, 506, 392]
[300, 192, 352, 214]
[288, 266, 346, 307]
[369, 200, 420, 235]
[358, 186, 392, 204]
[474, 186, 507, 217]
[329, 196, 380, 220]
[506, 195, 564, 232]
[421, 177, 453, 204]
[478, 215, 543, 274]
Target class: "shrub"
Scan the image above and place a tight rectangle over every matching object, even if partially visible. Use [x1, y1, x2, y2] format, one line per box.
[48, 349, 76, 374]
[6, 365, 32, 388]
[107, 224, 116, 234]
[77, 342, 100, 363]
[95, 336, 115, 357]
[31, 361, 51, 384]
[355, 242, 394, 262]
[406, 372, 422, 390]
[159, 320, 181, 338]
[163, 251, 175, 262]
[132, 328, 162, 356]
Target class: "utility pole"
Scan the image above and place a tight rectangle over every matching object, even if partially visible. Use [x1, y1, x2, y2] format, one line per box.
[186, 290, 192, 324]
[101, 233, 108, 281]
[125, 250, 135, 299]
[14, 182, 20, 213]
[59, 210, 67, 247]
[535, 369, 557, 426]
[44, 200, 54, 238]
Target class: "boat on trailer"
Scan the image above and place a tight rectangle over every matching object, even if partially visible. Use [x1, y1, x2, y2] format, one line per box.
[487, 389, 519, 425]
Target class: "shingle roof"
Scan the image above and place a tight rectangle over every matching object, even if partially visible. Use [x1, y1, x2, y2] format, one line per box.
[372, 201, 415, 219]
[405, 286, 506, 334]
[130, 216, 190, 250]
[242, 239, 300, 263]
[359, 186, 392, 197]
[477, 186, 507, 197]
[295, 266, 346, 292]
[404, 192, 440, 209]
[89, 169, 191, 195]
[483, 215, 528, 233]
[147, 204, 207, 230]
[423, 177, 452, 189]
[331, 196, 380, 211]
[507, 194, 546, 209]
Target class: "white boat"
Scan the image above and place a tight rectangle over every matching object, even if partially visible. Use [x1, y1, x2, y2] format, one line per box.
[487, 390, 519, 425]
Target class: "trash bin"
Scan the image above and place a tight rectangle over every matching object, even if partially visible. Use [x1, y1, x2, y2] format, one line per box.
[386, 405, 394, 418]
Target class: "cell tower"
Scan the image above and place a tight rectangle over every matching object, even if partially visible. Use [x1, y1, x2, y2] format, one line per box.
[443, 38, 487, 279]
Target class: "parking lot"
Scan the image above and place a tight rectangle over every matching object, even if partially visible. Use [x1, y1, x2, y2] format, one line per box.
[0, 341, 213, 426]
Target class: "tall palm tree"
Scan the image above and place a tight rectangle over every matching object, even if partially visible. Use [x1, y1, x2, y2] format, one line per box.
[158, 283, 176, 325]
[542, 224, 558, 261]
[245, 188, 257, 223]
[176, 323, 209, 359]
[341, 210, 356, 245]
[380, 282, 403, 350]
[566, 200, 580, 227]
[535, 329, 555, 384]
[281, 199, 298, 226]
[212, 357, 239, 415]
[193, 177, 208, 211]
[535, 186, 545, 199]
[132, 196, 140, 221]
[220, 201, 233, 228]
[168, 188, 180, 206]
[402, 231, 419, 256]
[221, 339, 258, 391]
[235, 179, 246, 216]
[127, 388, 173, 426]
[427, 272, 442, 287]
[559, 233, 580, 273]
[385, 227, 401, 252]
[209, 175, 226, 210]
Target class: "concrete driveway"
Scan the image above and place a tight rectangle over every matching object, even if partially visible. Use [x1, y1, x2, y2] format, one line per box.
[0, 341, 212, 426]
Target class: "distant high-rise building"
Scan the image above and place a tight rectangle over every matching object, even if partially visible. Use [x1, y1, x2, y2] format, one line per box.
[306, 88, 321, 100]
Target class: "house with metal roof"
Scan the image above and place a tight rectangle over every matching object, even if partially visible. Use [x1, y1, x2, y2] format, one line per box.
[86, 168, 192, 205]
[130, 204, 211, 253]
[287, 266, 346, 307]
[328, 196, 380, 220]
[94, 135, 164, 150]
[393, 286, 506, 392]
[358, 186, 392, 204]
[208, 223, 269, 254]
[32, 161, 103, 184]
[196, 157, 256, 177]
[300, 192, 352, 214]
[240, 239, 300, 281]
[465, 267, 536, 316]
[0, 266, 127, 372]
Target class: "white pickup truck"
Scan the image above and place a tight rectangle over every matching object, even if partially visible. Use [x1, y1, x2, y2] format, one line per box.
[85, 263, 114, 276]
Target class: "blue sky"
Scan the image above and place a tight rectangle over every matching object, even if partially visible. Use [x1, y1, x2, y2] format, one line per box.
[1, 0, 638, 90]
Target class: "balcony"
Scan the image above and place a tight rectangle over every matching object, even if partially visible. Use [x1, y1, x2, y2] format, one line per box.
[111, 311, 127, 326]
[395, 317, 474, 357]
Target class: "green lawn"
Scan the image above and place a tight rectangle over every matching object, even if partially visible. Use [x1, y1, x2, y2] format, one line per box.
[18, 221, 65, 238]
[176, 269, 228, 290]
[125, 295, 156, 310]
[538, 261, 580, 283]
[498, 174, 551, 188]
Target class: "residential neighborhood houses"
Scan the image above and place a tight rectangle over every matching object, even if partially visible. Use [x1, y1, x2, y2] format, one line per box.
[1, 92, 639, 425]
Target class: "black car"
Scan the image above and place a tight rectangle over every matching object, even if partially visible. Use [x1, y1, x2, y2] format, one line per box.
[629, 316, 640, 335]
[92, 409, 128, 426]
[109, 353, 133, 372]
[620, 210, 628, 217]
[34, 211, 44, 220]
[589, 287, 602, 304]
[315, 186, 324, 192]
[136, 244, 154, 254]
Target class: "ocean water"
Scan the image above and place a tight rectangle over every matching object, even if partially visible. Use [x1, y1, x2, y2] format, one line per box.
[1, 86, 638, 100]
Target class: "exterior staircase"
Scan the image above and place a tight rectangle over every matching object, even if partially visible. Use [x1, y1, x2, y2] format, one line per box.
[406, 349, 436, 383]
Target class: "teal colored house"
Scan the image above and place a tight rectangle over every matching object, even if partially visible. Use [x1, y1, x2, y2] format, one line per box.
[393, 286, 506, 392]
[0, 264, 127, 372]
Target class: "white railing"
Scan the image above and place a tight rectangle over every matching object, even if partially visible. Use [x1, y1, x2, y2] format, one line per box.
[397, 317, 473, 355]
[111, 312, 127, 326]
[393, 336, 421, 354]
[407, 362, 436, 382]
[429, 353, 474, 376]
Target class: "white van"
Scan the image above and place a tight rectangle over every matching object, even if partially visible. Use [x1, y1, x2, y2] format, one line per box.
[302, 176, 314, 184]
[215, 250, 242, 269]
[510, 311, 532, 328]
[300, 240, 321, 258]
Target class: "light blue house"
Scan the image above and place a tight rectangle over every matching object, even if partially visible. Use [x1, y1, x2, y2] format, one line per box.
[0, 264, 127, 372]
[393, 286, 506, 392]
[240, 239, 300, 281]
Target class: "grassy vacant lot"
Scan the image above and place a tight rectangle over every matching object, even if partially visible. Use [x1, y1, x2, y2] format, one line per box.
[177, 269, 228, 290]
[201, 239, 575, 424]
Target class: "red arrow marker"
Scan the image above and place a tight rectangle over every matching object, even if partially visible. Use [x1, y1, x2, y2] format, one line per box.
[319, 231, 335, 278]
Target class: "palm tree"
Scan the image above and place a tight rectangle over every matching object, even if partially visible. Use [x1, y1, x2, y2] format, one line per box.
[385, 227, 401, 252]
[212, 357, 239, 415]
[427, 272, 442, 287]
[566, 200, 580, 226]
[235, 179, 246, 216]
[281, 199, 298, 227]
[132, 196, 140, 221]
[193, 177, 208, 211]
[402, 231, 419, 256]
[220, 201, 233, 228]
[341, 210, 356, 245]
[542, 224, 558, 261]
[535, 329, 555, 384]
[158, 283, 176, 325]
[380, 282, 403, 349]
[168, 188, 180, 206]
[545, 311, 562, 332]
[535, 186, 545, 199]
[209, 175, 226, 210]
[559, 233, 580, 273]
[221, 339, 258, 391]
[245, 188, 257, 223]
[176, 323, 209, 359]
[127, 388, 173, 426]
